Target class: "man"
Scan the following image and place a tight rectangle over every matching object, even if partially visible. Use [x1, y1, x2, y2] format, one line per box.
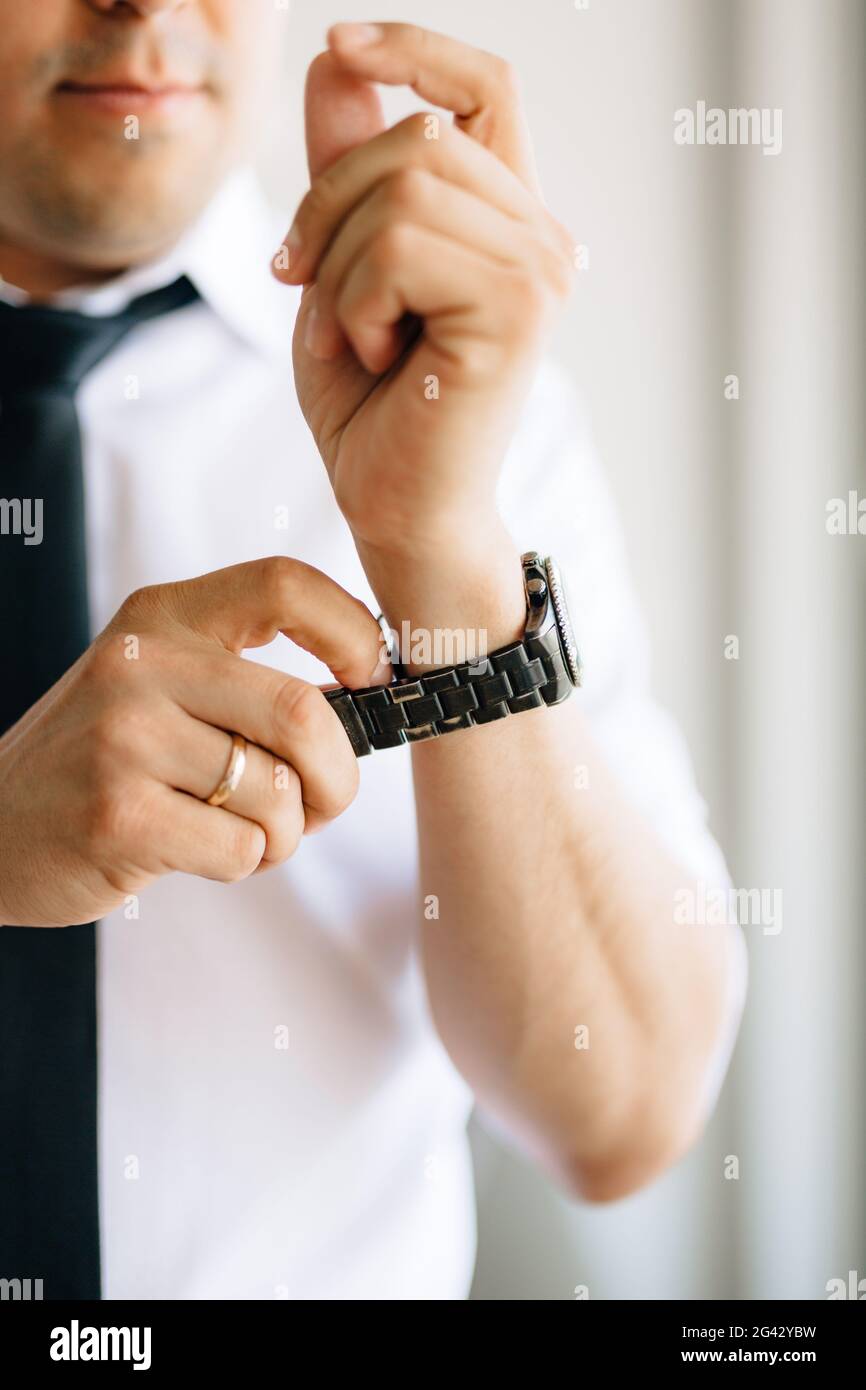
[0, 2, 746, 1300]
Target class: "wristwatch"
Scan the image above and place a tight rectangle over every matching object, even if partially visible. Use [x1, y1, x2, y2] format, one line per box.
[323, 551, 582, 757]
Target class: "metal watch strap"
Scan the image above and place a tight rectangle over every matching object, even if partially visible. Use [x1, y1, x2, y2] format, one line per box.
[323, 626, 572, 758]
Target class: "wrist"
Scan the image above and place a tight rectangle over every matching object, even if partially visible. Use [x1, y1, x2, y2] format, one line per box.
[355, 523, 525, 678]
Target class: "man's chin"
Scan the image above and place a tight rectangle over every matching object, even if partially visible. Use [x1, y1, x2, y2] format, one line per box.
[20, 163, 223, 271]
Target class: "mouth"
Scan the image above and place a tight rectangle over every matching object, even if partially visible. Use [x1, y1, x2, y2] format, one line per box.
[54, 76, 209, 114]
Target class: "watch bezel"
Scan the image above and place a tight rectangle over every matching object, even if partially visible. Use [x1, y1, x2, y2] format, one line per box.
[544, 555, 583, 687]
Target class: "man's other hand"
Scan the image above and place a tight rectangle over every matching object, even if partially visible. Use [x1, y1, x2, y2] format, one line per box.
[0, 557, 386, 926]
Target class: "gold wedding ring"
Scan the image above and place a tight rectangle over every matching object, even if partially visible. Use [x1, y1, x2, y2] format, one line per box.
[205, 732, 248, 807]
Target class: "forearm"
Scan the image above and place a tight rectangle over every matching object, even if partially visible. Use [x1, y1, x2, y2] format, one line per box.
[363, 537, 739, 1200]
[412, 696, 738, 1199]
[282, 14, 740, 1204]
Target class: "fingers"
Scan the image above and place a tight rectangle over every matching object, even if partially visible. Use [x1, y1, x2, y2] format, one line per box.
[275, 110, 541, 290]
[146, 710, 309, 866]
[162, 646, 361, 822]
[305, 170, 574, 364]
[317, 222, 561, 379]
[326, 22, 542, 193]
[148, 787, 267, 883]
[118, 555, 387, 691]
[304, 48, 386, 181]
[101, 557, 375, 840]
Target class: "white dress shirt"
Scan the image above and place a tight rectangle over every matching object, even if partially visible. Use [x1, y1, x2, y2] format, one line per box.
[4, 171, 746, 1300]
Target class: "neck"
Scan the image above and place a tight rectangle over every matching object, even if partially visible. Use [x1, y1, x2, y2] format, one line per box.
[0, 239, 133, 301]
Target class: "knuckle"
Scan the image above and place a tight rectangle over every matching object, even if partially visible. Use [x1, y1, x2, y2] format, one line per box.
[322, 755, 360, 820]
[450, 336, 507, 384]
[82, 627, 170, 692]
[259, 554, 300, 612]
[391, 21, 419, 46]
[79, 636, 124, 690]
[502, 270, 551, 335]
[262, 771, 305, 864]
[302, 172, 338, 226]
[84, 778, 138, 855]
[91, 702, 137, 762]
[312, 722, 361, 820]
[272, 677, 327, 748]
[115, 583, 163, 628]
[382, 167, 430, 214]
[372, 220, 415, 270]
[222, 820, 265, 882]
[492, 56, 521, 99]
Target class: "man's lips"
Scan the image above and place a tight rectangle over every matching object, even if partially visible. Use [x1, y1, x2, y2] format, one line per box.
[54, 79, 208, 113]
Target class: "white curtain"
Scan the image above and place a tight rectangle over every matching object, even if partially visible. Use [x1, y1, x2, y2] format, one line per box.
[728, 0, 866, 1299]
[262, 0, 864, 1299]
[469, 0, 865, 1299]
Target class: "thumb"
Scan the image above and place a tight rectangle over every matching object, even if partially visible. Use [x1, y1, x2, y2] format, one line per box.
[117, 557, 390, 690]
[305, 49, 386, 180]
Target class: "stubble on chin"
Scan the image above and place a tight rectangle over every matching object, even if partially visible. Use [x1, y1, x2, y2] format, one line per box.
[0, 123, 228, 272]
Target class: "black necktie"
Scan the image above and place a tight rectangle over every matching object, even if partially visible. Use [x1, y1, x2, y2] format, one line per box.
[0, 275, 198, 1300]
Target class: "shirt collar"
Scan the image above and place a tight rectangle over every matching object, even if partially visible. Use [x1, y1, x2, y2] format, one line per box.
[0, 169, 298, 360]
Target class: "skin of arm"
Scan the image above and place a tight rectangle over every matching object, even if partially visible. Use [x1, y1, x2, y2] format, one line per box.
[283, 22, 741, 1201]
[368, 539, 739, 1203]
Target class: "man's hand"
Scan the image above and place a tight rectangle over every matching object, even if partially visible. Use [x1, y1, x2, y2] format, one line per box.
[275, 23, 575, 653]
[268, 27, 742, 1199]
[0, 557, 385, 928]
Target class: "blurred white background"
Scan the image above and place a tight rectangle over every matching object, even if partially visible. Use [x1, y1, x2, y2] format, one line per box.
[262, 0, 865, 1298]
